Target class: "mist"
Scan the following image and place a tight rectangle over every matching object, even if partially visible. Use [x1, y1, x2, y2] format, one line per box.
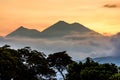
[111, 33, 120, 56]
[0, 32, 115, 60]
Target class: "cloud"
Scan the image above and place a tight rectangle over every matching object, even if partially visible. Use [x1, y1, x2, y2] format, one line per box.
[64, 31, 104, 40]
[1, 32, 113, 60]
[103, 4, 118, 8]
[111, 32, 120, 56]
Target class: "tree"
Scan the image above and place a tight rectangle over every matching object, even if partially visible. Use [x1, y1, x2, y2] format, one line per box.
[0, 45, 56, 80]
[83, 57, 99, 67]
[0, 45, 119, 80]
[109, 73, 120, 80]
[18, 47, 56, 80]
[66, 57, 118, 80]
[47, 51, 73, 80]
[0, 45, 25, 80]
[66, 61, 83, 80]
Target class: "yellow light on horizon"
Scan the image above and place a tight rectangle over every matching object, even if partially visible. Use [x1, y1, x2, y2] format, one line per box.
[0, 0, 120, 36]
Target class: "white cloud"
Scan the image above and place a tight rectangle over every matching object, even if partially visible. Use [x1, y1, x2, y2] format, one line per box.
[1, 32, 114, 60]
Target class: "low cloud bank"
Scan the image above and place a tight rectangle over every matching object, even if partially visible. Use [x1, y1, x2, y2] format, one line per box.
[0, 32, 116, 60]
[111, 33, 120, 56]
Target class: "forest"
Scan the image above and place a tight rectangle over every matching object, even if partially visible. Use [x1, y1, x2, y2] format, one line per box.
[0, 45, 120, 80]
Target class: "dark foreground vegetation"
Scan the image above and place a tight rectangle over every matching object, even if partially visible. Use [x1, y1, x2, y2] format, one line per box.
[0, 45, 120, 80]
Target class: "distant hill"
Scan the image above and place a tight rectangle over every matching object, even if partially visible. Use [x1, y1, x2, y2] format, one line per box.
[94, 56, 120, 66]
[41, 21, 93, 38]
[6, 26, 41, 38]
[6, 21, 102, 38]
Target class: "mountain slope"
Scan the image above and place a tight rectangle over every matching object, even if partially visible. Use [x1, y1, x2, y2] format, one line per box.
[94, 56, 120, 66]
[6, 21, 103, 38]
[6, 26, 41, 38]
[40, 21, 93, 38]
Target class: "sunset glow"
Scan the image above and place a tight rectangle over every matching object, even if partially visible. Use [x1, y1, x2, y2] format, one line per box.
[0, 0, 120, 36]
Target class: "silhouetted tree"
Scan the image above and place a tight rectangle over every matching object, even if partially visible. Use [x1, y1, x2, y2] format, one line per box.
[66, 61, 83, 80]
[47, 51, 73, 80]
[0, 45, 56, 80]
[0, 45, 119, 80]
[0, 45, 25, 80]
[18, 47, 56, 80]
[66, 57, 118, 80]
[109, 73, 120, 80]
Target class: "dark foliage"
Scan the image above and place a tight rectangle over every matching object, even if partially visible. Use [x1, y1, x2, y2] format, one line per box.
[0, 45, 56, 80]
[66, 57, 118, 80]
[0, 45, 119, 80]
[47, 51, 73, 80]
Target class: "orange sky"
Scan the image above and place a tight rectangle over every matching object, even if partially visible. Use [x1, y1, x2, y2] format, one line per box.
[0, 0, 120, 36]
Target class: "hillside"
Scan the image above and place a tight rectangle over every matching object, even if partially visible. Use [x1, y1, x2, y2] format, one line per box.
[6, 21, 102, 38]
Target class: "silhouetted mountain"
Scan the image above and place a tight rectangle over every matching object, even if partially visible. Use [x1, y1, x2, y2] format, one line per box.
[6, 21, 103, 39]
[94, 56, 120, 66]
[6, 26, 41, 38]
[41, 21, 93, 38]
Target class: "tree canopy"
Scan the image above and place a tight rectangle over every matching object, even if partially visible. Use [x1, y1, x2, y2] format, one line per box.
[0, 45, 119, 80]
[0, 45, 56, 80]
[47, 51, 73, 80]
[66, 57, 118, 80]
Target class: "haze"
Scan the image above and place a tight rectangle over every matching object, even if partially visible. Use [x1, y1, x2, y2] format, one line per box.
[0, 0, 120, 36]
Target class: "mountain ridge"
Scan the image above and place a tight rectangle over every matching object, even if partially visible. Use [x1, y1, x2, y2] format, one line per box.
[94, 56, 120, 66]
[6, 21, 103, 38]
[6, 26, 41, 38]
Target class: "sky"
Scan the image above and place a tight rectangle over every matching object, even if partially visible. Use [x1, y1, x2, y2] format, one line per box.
[0, 0, 120, 36]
